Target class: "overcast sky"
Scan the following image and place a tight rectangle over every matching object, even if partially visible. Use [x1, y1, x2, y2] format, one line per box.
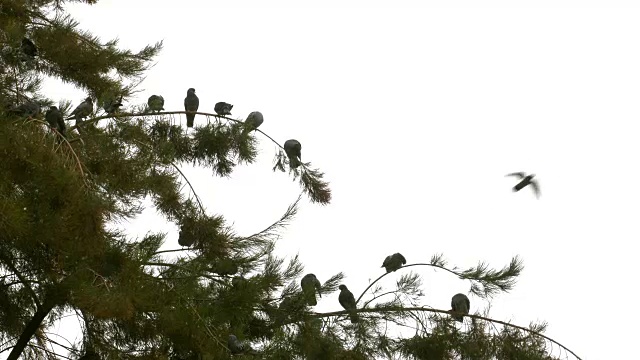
[22, 0, 640, 359]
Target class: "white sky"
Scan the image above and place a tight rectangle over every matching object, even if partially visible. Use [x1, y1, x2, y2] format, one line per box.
[15, 0, 640, 359]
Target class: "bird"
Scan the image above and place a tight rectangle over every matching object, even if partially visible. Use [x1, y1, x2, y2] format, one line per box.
[505, 172, 540, 198]
[211, 258, 238, 276]
[102, 95, 123, 116]
[20, 37, 38, 59]
[177, 228, 195, 247]
[283, 139, 302, 169]
[214, 102, 233, 117]
[147, 95, 164, 113]
[381, 253, 407, 273]
[184, 88, 199, 128]
[300, 273, 322, 306]
[45, 106, 66, 137]
[228, 334, 246, 355]
[242, 111, 264, 135]
[450, 293, 470, 322]
[69, 97, 94, 128]
[338, 284, 360, 323]
[9, 101, 40, 118]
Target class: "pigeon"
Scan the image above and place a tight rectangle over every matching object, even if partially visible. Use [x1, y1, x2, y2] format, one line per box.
[177, 228, 195, 247]
[69, 97, 94, 127]
[450, 293, 470, 322]
[300, 273, 322, 306]
[338, 285, 359, 323]
[242, 111, 264, 135]
[184, 88, 199, 128]
[102, 95, 123, 116]
[147, 95, 165, 113]
[211, 258, 238, 276]
[283, 139, 302, 169]
[20, 37, 38, 59]
[381, 253, 407, 273]
[505, 172, 540, 199]
[227, 334, 246, 355]
[45, 106, 66, 137]
[9, 101, 40, 118]
[214, 102, 233, 117]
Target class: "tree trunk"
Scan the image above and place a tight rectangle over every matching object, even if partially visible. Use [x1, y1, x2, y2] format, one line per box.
[6, 299, 56, 360]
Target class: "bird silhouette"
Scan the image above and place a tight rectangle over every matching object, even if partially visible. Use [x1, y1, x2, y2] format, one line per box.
[449, 293, 470, 322]
[506, 172, 540, 198]
[184, 88, 199, 128]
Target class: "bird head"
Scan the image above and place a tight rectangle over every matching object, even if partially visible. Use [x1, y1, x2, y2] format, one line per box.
[338, 285, 347, 291]
[187, 88, 196, 94]
[84, 97, 93, 103]
[49, 106, 58, 110]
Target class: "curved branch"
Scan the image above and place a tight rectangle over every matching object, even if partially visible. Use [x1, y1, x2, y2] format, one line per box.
[68, 111, 286, 150]
[355, 260, 519, 305]
[311, 306, 583, 360]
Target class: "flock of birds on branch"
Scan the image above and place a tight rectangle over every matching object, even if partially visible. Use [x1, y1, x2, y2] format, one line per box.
[227, 252, 472, 355]
[6, 38, 304, 169]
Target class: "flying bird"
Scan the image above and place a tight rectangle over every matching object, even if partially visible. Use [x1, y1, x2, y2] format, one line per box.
[20, 37, 38, 59]
[102, 95, 123, 115]
[243, 111, 264, 135]
[184, 88, 199, 128]
[506, 172, 540, 198]
[214, 102, 233, 117]
[147, 95, 165, 113]
[449, 293, 470, 322]
[338, 284, 360, 323]
[283, 139, 302, 169]
[300, 273, 322, 306]
[45, 106, 66, 137]
[69, 97, 94, 128]
[381, 253, 407, 273]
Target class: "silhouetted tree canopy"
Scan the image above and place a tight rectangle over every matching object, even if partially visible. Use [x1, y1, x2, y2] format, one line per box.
[0, 1, 581, 359]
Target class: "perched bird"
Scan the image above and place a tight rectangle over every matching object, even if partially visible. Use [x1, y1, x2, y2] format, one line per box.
[211, 258, 238, 276]
[45, 106, 66, 137]
[102, 95, 123, 116]
[9, 101, 40, 118]
[69, 97, 94, 127]
[381, 253, 407, 273]
[227, 334, 246, 355]
[184, 88, 199, 127]
[20, 37, 38, 59]
[243, 111, 264, 135]
[300, 273, 322, 306]
[506, 172, 540, 199]
[177, 228, 195, 247]
[283, 139, 302, 169]
[449, 293, 470, 322]
[338, 284, 360, 323]
[214, 102, 233, 117]
[147, 95, 165, 113]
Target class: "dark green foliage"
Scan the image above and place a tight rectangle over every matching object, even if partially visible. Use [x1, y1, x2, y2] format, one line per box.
[0, 1, 581, 360]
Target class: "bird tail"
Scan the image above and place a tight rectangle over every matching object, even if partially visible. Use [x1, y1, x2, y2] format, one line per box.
[449, 309, 464, 322]
[186, 113, 195, 128]
[290, 157, 301, 168]
[349, 311, 360, 323]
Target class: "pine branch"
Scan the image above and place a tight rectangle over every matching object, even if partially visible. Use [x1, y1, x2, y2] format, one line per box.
[310, 307, 582, 360]
[355, 255, 523, 304]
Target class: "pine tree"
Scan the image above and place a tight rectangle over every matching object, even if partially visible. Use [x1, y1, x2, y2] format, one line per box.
[0, 1, 582, 359]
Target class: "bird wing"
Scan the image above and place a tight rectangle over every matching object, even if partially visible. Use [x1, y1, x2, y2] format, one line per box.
[505, 172, 526, 179]
[530, 180, 541, 198]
